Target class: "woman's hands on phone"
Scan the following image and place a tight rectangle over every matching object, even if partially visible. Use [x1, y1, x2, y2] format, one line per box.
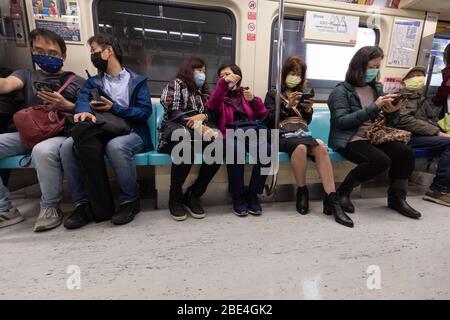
[375, 94, 401, 113]
[37, 91, 74, 111]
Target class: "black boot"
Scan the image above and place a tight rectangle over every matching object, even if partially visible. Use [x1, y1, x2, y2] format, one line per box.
[183, 187, 206, 219]
[388, 179, 422, 219]
[296, 186, 309, 215]
[64, 203, 92, 230]
[323, 192, 354, 228]
[337, 174, 360, 213]
[169, 188, 188, 221]
[111, 198, 141, 225]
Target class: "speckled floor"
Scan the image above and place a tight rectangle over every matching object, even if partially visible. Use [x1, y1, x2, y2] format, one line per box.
[0, 191, 449, 300]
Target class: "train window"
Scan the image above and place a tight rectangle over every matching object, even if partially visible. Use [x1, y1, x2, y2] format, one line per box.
[429, 21, 450, 88]
[269, 17, 379, 102]
[94, 0, 236, 96]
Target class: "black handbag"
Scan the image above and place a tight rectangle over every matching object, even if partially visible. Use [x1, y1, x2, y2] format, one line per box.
[157, 110, 197, 153]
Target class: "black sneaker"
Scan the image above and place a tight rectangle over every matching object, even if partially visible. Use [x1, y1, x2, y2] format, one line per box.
[232, 194, 248, 217]
[111, 199, 141, 225]
[183, 188, 206, 219]
[64, 203, 92, 230]
[169, 200, 188, 221]
[246, 192, 262, 216]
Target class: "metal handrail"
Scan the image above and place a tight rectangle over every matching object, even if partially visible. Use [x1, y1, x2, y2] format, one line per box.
[266, 0, 285, 196]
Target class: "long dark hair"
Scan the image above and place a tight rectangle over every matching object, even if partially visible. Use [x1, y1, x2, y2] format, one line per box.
[444, 43, 450, 67]
[176, 57, 208, 93]
[281, 55, 307, 91]
[346, 46, 384, 87]
[217, 63, 243, 88]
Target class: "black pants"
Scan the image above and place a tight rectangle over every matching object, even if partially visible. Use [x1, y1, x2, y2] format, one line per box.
[340, 140, 415, 182]
[0, 114, 12, 186]
[72, 122, 115, 222]
[169, 141, 221, 202]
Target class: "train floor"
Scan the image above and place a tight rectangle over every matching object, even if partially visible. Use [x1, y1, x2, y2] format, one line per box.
[1, 185, 449, 300]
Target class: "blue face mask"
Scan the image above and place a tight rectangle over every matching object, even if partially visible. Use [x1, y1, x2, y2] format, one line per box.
[366, 68, 379, 83]
[194, 71, 206, 88]
[32, 54, 63, 74]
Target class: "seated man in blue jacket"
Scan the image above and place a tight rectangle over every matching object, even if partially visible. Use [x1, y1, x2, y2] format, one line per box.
[60, 33, 152, 229]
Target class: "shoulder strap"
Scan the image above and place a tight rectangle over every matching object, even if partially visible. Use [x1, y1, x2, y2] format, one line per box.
[57, 74, 77, 94]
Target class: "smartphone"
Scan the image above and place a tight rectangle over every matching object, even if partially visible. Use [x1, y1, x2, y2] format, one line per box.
[300, 88, 315, 102]
[392, 92, 415, 105]
[34, 81, 58, 93]
[89, 89, 106, 107]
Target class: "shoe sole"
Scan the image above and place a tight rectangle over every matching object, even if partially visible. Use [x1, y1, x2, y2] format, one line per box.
[183, 205, 206, 219]
[171, 214, 187, 221]
[233, 210, 248, 217]
[248, 210, 262, 216]
[64, 221, 89, 230]
[0, 215, 25, 229]
[33, 220, 63, 233]
[423, 195, 450, 208]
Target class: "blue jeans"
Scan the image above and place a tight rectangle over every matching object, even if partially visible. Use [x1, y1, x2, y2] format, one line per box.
[225, 134, 272, 197]
[0, 132, 67, 211]
[60, 132, 145, 205]
[409, 135, 450, 193]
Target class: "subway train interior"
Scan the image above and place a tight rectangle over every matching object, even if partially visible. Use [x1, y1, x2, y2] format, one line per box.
[1, 0, 450, 301]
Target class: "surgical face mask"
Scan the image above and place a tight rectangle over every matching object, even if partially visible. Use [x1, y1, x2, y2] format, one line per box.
[91, 51, 108, 72]
[404, 76, 425, 92]
[194, 71, 206, 88]
[32, 54, 63, 74]
[366, 68, 379, 83]
[285, 74, 302, 89]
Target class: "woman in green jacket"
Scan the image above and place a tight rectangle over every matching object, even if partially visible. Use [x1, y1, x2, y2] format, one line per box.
[328, 46, 422, 222]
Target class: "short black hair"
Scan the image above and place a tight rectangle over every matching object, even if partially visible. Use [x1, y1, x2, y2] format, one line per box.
[88, 33, 123, 64]
[29, 28, 66, 55]
[345, 46, 384, 87]
[217, 63, 243, 88]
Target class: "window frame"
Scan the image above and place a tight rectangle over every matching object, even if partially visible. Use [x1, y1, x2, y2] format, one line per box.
[92, 0, 237, 97]
[268, 15, 380, 102]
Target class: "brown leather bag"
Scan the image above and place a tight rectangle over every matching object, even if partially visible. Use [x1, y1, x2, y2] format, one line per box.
[367, 113, 411, 145]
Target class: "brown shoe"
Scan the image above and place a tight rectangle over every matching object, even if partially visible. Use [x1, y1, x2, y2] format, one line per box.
[423, 188, 450, 207]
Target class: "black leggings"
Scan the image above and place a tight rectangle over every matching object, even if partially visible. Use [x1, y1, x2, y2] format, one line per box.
[340, 140, 415, 182]
[168, 141, 221, 202]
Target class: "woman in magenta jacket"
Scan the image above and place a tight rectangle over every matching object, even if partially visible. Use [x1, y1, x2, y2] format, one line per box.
[208, 64, 271, 217]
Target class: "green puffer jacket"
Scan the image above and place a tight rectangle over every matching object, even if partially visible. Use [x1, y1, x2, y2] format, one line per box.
[327, 81, 399, 151]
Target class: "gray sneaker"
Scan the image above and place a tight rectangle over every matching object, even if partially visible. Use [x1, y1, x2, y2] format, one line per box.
[33, 207, 63, 232]
[0, 208, 25, 228]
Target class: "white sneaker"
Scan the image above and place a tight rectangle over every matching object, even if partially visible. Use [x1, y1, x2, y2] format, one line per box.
[33, 207, 63, 232]
[0, 208, 25, 228]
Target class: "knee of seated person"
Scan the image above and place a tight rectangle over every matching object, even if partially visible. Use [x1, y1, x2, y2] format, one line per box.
[105, 139, 131, 158]
[293, 144, 307, 156]
[31, 142, 56, 163]
[373, 156, 391, 172]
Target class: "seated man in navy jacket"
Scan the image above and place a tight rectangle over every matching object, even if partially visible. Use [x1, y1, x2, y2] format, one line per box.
[60, 33, 152, 229]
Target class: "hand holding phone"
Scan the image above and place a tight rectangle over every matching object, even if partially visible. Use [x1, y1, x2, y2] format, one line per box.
[300, 88, 315, 102]
[90, 89, 107, 107]
[392, 92, 414, 105]
[34, 81, 58, 93]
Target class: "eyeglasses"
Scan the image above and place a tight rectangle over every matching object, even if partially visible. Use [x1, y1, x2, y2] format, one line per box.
[32, 49, 61, 58]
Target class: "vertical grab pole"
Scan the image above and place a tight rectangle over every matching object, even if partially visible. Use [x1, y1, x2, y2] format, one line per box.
[267, 0, 285, 195]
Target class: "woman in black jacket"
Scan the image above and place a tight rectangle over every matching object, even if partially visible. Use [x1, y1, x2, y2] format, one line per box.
[328, 46, 421, 220]
[265, 56, 351, 227]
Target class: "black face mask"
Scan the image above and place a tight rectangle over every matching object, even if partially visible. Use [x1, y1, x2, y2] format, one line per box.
[91, 52, 108, 72]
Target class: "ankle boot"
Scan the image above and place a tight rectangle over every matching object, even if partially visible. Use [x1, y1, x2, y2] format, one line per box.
[323, 192, 354, 228]
[337, 174, 360, 213]
[296, 186, 309, 215]
[388, 179, 422, 219]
